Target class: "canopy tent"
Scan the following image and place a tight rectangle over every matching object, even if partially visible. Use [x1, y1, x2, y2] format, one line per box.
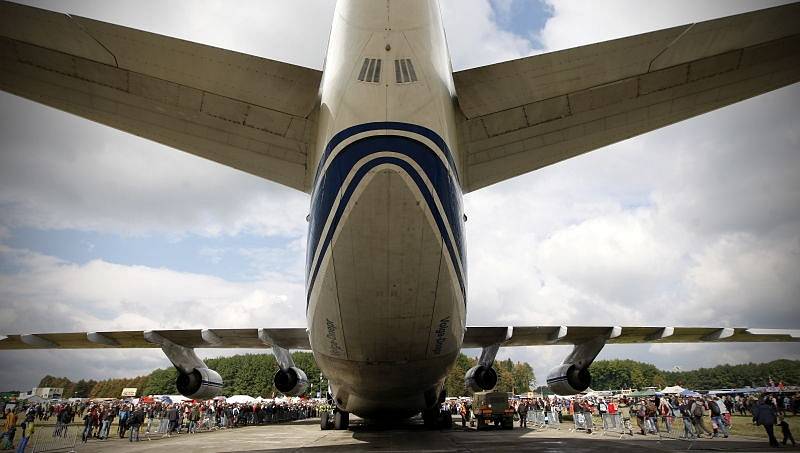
[20, 395, 46, 404]
[680, 390, 702, 397]
[226, 395, 256, 404]
[661, 385, 685, 395]
[628, 389, 657, 398]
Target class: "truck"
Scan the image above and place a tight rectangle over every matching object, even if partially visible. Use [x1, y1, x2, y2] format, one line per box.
[471, 391, 515, 430]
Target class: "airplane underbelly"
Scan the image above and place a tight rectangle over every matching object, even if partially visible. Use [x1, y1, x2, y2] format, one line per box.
[306, 139, 466, 415]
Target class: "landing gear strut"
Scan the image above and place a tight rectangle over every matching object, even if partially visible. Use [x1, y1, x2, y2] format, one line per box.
[422, 389, 453, 430]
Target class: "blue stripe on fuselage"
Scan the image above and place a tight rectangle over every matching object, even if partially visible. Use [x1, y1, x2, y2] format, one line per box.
[313, 122, 461, 186]
[307, 132, 465, 307]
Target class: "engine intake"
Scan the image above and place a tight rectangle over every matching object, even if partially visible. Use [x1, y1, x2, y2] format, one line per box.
[176, 367, 223, 400]
[546, 364, 591, 395]
[464, 365, 498, 392]
[274, 367, 308, 396]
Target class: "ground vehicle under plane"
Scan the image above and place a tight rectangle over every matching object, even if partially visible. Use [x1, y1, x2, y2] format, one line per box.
[1, 0, 799, 427]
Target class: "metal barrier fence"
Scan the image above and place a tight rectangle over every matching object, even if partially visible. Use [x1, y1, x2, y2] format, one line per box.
[525, 409, 562, 430]
[30, 424, 79, 453]
[570, 412, 595, 433]
[599, 414, 632, 438]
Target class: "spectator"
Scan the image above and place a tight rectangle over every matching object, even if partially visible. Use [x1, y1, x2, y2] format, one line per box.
[778, 414, 796, 447]
[752, 396, 780, 448]
[2, 408, 18, 449]
[15, 414, 34, 453]
[128, 406, 144, 442]
[690, 398, 712, 438]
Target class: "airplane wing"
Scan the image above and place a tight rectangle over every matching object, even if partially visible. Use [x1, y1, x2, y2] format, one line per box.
[462, 326, 800, 348]
[0, 1, 321, 192]
[0, 328, 310, 350]
[454, 3, 800, 192]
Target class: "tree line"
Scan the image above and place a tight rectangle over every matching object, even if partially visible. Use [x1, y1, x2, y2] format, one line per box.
[589, 359, 800, 391]
[38, 355, 799, 398]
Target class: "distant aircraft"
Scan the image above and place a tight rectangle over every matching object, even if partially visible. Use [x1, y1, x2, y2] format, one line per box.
[1, 0, 798, 430]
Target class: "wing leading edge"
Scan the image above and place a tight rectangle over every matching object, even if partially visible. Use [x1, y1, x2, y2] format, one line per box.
[462, 326, 800, 349]
[455, 3, 800, 192]
[0, 1, 322, 192]
[0, 328, 310, 350]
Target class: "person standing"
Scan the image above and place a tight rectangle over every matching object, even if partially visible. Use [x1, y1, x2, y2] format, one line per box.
[691, 398, 711, 438]
[15, 415, 34, 453]
[517, 400, 528, 428]
[752, 396, 780, 448]
[2, 409, 18, 449]
[679, 399, 696, 439]
[166, 405, 179, 436]
[128, 407, 143, 442]
[709, 397, 729, 438]
[778, 414, 796, 446]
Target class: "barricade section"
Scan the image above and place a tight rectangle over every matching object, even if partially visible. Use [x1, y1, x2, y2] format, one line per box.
[527, 410, 546, 428]
[599, 413, 628, 438]
[545, 409, 562, 429]
[570, 412, 595, 433]
[30, 424, 79, 453]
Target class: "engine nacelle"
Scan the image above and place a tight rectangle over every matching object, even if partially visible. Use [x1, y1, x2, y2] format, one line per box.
[274, 366, 308, 396]
[176, 367, 223, 400]
[546, 363, 592, 395]
[464, 365, 498, 392]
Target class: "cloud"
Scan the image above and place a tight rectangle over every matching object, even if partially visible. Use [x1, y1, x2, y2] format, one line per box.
[1, 1, 798, 392]
[0, 93, 309, 238]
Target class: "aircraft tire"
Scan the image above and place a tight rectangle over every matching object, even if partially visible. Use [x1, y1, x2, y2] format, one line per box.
[334, 410, 349, 430]
[320, 411, 330, 430]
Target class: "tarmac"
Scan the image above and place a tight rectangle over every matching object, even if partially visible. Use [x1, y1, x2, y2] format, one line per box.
[54, 417, 800, 453]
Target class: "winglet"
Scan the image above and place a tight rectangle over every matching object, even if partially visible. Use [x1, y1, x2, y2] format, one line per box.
[608, 326, 623, 339]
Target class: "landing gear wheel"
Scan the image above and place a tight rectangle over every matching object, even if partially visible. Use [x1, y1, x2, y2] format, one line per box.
[442, 411, 453, 429]
[333, 410, 349, 430]
[320, 411, 330, 430]
[423, 408, 438, 429]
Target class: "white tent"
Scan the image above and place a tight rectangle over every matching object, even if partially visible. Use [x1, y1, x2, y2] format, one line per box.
[226, 395, 256, 404]
[661, 385, 686, 394]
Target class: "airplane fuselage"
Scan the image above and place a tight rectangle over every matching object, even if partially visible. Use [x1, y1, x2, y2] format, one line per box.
[306, 0, 466, 418]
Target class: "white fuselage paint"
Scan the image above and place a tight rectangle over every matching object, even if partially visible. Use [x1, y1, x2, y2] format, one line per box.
[305, 0, 467, 418]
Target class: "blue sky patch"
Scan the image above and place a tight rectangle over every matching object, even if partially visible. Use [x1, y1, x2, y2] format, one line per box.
[489, 0, 553, 48]
[2, 228, 305, 283]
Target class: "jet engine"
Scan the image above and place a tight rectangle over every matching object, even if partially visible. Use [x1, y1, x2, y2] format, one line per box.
[464, 365, 498, 392]
[546, 363, 591, 395]
[176, 367, 224, 400]
[274, 367, 308, 396]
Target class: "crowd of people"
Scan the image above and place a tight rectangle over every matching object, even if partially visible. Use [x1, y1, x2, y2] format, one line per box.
[443, 392, 797, 448]
[0, 397, 322, 450]
[1, 391, 798, 450]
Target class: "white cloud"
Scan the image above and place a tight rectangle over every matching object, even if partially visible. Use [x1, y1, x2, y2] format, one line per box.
[440, 0, 537, 69]
[538, 0, 796, 52]
[1, 1, 798, 391]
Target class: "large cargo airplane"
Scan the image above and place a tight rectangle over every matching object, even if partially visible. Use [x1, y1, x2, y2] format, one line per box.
[1, 0, 799, 429]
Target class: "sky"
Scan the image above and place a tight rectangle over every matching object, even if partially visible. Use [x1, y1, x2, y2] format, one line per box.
[1, 0, 799, 392]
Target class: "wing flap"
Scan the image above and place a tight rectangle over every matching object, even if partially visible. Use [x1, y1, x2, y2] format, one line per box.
[463, 326, 800, 348]
[0, 328, 310, 350]
[0, 1, 321, 192]
[455, 3, 800, 192]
